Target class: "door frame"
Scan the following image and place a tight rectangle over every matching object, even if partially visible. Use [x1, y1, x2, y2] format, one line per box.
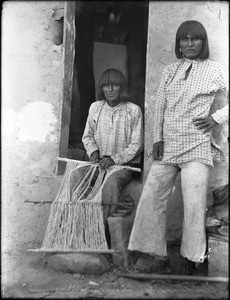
[57, 1, 76, 174]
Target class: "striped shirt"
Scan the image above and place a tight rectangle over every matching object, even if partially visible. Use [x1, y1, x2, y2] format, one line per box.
[153, 58, 229, 166]
[82, 100, 143, 165]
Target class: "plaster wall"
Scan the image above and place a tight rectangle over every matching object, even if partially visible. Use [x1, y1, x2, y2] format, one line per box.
[2, 1, 65, 252]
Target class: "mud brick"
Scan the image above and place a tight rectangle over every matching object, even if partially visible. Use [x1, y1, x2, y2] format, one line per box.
[107, 212, 135, 267]
[208, 235, 229, 277]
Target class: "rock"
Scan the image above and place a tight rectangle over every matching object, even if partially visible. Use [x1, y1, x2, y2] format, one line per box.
[107, 212, 135, 267]
[72, 273, 81, 279]
[208, 235, 228, 277]
[47, 253, 110, 274]
[88, 280, 99, 286]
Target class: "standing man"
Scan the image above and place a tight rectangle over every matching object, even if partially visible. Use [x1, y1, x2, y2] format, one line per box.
[128, 20, 228, 274]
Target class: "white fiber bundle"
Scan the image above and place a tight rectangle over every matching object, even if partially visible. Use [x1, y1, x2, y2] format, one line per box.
[41, 161, 118, 251]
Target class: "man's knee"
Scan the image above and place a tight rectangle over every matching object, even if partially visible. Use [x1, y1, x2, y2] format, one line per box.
[105, 176, 120, 190]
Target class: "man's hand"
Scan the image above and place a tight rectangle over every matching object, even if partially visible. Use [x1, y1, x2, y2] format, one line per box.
[193, 116, 218, 134]
[90, 150, 100, 163]
[152, 141, 163, 161]
[99, 156, 115, 170]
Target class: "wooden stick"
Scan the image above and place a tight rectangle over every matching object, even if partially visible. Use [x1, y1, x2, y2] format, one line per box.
[118, 272, 228, 283]
[56, 157, 142, 172]
[56, 157, 93, 164]
[27, 248, 121, 254]
[24, 200, 53, 204]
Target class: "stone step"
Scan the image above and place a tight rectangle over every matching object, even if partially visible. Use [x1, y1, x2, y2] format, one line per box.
[208, 235, 229, 277]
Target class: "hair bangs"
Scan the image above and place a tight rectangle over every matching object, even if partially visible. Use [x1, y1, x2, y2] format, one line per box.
[176, 21, 207, 42]
[179, 29, 205, 41]
[100, 70, 124, 87]
[97, 68, 130, 101]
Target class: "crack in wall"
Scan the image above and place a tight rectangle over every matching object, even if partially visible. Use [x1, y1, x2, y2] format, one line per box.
[218, 6, 222, 21]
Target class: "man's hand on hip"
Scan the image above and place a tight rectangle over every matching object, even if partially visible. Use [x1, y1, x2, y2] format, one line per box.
[193, 116, 218, 134]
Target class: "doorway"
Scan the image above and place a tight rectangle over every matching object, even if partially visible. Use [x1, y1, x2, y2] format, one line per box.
[58, 1, 149, 176]
[68, 1, 149, 164]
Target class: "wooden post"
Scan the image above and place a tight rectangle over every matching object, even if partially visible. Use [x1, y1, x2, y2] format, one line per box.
[57, 1, 76, 175]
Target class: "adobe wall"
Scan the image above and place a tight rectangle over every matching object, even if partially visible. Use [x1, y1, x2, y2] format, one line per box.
[2, 1, 65, 251]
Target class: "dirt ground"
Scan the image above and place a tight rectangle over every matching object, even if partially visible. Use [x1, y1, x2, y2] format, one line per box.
[2, 244, 229, 299]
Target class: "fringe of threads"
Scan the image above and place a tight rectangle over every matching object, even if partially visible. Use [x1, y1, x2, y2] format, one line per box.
[41, 161, 111, 250]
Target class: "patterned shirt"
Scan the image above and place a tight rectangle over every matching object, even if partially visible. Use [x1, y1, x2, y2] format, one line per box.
[153, 58, 229, 166]
[82, 100, 143, 165]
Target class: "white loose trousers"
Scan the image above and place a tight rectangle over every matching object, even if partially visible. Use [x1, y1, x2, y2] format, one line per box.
[128, 162, 210, 263]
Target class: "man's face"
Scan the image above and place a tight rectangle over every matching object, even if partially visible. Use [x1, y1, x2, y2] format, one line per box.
[179, 33, 203, 59]
[103, 84, 121, 102]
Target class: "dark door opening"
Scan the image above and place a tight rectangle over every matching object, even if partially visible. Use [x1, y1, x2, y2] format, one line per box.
[68, 1, 149, 177]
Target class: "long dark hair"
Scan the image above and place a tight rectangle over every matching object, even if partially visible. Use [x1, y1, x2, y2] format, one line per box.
[97, 68, 130, 100]
[175, 20, 209, 59]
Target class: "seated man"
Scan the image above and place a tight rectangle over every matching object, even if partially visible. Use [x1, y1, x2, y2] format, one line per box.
[82, 68, 143, 243]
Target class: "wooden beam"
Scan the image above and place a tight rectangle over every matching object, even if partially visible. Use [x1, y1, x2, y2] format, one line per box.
[118, 272, 228, 283]
[24, 200, 53, 204]
[27, 248, 120, 254]
[57, 1, 76, 175]
[56, 157, 142, 172]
